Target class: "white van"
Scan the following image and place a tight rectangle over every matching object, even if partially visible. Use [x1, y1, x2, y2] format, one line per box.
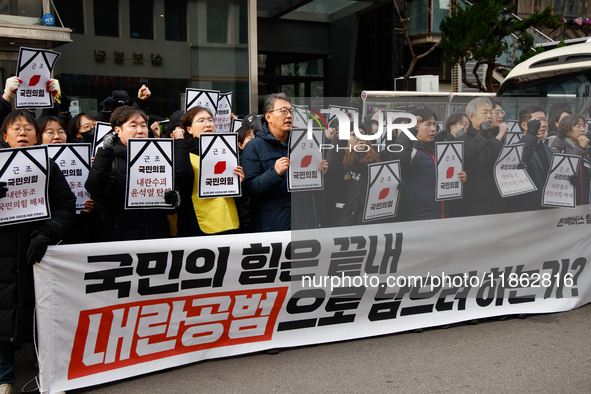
[497, 39, 591, 99]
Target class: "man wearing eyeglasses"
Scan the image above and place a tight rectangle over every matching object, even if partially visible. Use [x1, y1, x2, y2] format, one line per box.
[241, 93, 294, 232]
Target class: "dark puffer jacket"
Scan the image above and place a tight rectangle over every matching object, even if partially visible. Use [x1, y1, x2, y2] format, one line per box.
[241, 117, 291, 232]
[0, 159, 76, 343]
[85, 141, 170, 241]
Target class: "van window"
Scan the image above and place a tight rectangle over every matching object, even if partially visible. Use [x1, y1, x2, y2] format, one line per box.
[498, 68, 591, 98]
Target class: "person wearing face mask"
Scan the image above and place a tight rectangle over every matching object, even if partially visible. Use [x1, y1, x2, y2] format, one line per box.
[391, 108, 467, 221]
[69, 113, 97, 143]
[437, 112, 469, 142]
[174, 106, 244, 236]
[85, 106, 179, 241]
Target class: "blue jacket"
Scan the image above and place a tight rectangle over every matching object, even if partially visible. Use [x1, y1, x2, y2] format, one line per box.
[242, 118, 291, 232]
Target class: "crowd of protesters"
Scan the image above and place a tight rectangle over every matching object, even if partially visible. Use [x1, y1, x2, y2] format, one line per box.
[0, 76, 590, 393]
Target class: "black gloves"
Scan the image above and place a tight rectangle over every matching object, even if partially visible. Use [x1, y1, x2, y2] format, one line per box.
[570, 174, 581, 188]
[26, 231, 52, 265]
[397, 180, 408, 195]
[102, 132, 118, 151]
[527, 120, 541, 137]
[164, 190, 181, 207]
[0, 182, 7, 199]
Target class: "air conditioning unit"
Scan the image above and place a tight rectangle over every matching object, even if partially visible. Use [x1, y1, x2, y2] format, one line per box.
[395, 75, 439, 92]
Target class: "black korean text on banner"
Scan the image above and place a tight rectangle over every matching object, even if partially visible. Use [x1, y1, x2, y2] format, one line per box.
[92, 122, 114, 156]
[494, 143, 537, 197]
[363, 160, 401, 222]
[15, 47, 60, 109]
[125, 139, 174, 209]
[288, 127, 323, 191]
[230, 119, 242, 133]
[0, 146, 49, 225]
[33, 206, 591, 393]
[198, 133, 241, 198]
[542, 154, 581, 208]
[185, 88, 220, 118]
[215, 92, 233, 133]
[435, 141, 464, 201]
[291, 105, 309, 129]
[47, 144, 91, 212]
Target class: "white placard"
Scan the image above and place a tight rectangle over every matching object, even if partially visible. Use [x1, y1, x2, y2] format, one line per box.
[198, 133, 241, 198]
[47, 144, 91, 212]
[328, 105, 358, 129]
[0, 146, 49, 225]
[125, 139, 174, 209]
[230, 119, 242, 133]
[185, 88, 220, 117]
[494, 144, 537, 197]
[363, 160, 401, 222]
[215, 92, 232, 133]
[542, 154, 581, 208]
[15, 47, 60, 108]
[288, 127, 323, 191]
[435, 141, 464, 201]
[292, 104, 309, 129]
[92, 122, 114, 156]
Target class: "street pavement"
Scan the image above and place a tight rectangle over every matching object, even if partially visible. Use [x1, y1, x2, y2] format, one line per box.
[14, 303, 591, 393]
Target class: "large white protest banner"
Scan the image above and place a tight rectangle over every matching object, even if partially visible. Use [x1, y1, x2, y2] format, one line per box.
[15, 47, 60, 108]
[35, 206, 591, 393]
[198, 133, 241, 198]
[47, 144, 91, 212]
[0, 146, 49, 225]
[542, 154, 580, 208]
[125, 139, 174, 209]
[288, 127, 323, 191]
[435, 141, 463, 201]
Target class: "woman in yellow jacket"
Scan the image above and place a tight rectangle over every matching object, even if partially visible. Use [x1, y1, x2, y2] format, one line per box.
[174, 106, 244, 236]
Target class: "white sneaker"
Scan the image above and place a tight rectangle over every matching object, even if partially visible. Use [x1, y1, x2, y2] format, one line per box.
[0, 383, 13, 394]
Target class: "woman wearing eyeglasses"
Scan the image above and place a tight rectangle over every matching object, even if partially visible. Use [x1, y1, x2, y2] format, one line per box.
[0, 110, 75, 394]
[38, 116, 74, 144]
[69, 113, 97, 143]
[174, 106, 244, 236]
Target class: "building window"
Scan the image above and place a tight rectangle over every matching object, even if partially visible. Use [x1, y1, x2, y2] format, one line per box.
[207, 1, 229, 44]
[165, 0, 187, 41]
[129, 0, 153, 39]
[53, 0, 84, 34]
[239, 2, 247, 44]
[94, 0, 119, 37]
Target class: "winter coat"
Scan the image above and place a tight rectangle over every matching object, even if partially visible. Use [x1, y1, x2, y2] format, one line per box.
[551, 136, 591, 205]
[242, 118, 291, 232]
[391, 132, 449, 221]
[461, 124, 504, 216]
[174, 138, 239, 236]
[510, 133, 554, 211]
[85, 141, 170, 241]
[0, 159, 76, 343]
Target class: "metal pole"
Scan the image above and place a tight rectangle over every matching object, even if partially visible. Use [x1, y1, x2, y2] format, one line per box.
[248, 0, 259, 113]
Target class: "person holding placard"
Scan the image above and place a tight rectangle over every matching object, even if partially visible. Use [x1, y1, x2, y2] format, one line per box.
[511, 105, 553, 212]
[0, 110, 76, 394]
[392, 108, 467, 221]
[85, 106, 178, 241]
[323, 123, 381, 227]
[551, 114, 591, 206]
[174, 106, 244, 236]
[462, 97, 507, 216]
